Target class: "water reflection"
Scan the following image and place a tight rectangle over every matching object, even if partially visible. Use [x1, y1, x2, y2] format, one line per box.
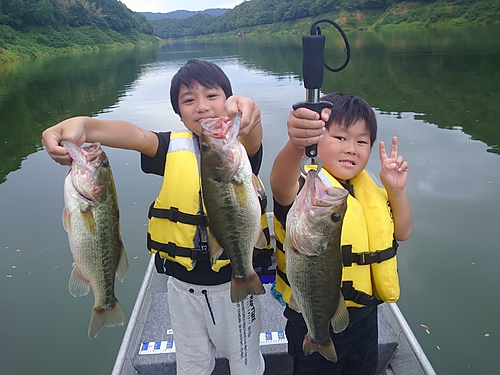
[2, 26, 499, 188]
[0, 47, 159, 183]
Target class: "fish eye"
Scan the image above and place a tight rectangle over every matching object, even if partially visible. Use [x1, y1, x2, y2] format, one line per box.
[331, 213, 342, 222]
[102, 159, 109, 168]
[201, 142, 209, 151]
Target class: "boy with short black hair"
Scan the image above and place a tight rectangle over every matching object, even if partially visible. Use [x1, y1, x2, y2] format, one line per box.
[42, 59, 267, 375]
[271, 92, 412, 375]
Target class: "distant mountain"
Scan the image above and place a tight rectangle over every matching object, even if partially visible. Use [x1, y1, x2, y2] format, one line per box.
[141, 8, 228, 20]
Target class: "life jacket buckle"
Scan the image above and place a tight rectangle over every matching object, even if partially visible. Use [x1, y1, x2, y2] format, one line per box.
[201, 215, 209, 227]
[169, 207, 179, 222]
[191, 245, 209, 261]
[358, 252, 380, 265]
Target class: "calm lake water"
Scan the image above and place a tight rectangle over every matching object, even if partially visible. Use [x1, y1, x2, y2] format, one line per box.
[1, 25, 500, 374]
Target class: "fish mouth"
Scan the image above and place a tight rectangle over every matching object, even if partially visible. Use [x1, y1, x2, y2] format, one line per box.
[61, 141, 107, 204]
[307, 170, 348, 207]
[324, 187, 349, 202]
[313, 188, 348, 208]
[200, 117, 229, 138]
[200, 113, 241, 140]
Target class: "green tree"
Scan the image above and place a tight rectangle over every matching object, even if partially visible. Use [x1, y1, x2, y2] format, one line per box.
[34, 0, 56, 26]
[67, 2, 92, 27]
[1, 0, 26, 27]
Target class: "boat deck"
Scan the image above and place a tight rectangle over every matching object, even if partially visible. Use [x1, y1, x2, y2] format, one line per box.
[112, 254, 436, 375]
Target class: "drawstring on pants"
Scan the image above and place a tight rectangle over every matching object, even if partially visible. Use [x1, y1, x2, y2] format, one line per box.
[201, 290, 216, 325]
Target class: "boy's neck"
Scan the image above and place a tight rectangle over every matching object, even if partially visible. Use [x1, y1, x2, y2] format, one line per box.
[337, 178, 354, 197]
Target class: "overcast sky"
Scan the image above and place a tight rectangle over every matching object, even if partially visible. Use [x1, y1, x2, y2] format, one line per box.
[120, 0, 245, 13]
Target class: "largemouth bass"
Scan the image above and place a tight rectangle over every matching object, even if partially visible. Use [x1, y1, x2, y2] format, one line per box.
[61, 141, 128, 339]
[199, 113, 267, 303]
[285, 169, 349, 362]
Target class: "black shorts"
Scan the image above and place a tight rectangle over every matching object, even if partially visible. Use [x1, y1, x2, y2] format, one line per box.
[285, 305, 378, 375]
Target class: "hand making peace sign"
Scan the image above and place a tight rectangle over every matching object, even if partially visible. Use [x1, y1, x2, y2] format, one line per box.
[379, 136, 409, 191]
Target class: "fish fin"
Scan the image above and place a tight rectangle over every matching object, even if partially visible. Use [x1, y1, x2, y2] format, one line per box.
[288, 294, 301, 313]
[232, 177, 249, 207]
[88, 299, 126, 339]
[81, 207, 96, 235]
[252, 173, 266, 200]
[230, 270, 265, 303]
[62, 208, 71, 233]
[331, 294, 349, 333]
[115, 243, 128, 282]
[69, 263, 90, 297]
[208, 230, 225, 264]
[303, 333, 338, 362]
[254, 229, 268, 249]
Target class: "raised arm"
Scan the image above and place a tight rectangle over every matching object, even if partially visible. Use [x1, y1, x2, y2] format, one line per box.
[379, 136, 413, 241]
[41, 116, 158, 165]
[270, 107, 328, 207]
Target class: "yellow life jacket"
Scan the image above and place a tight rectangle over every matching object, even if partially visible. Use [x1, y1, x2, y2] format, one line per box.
[147, 131, 272, 273]
[274, 168, 400, 308]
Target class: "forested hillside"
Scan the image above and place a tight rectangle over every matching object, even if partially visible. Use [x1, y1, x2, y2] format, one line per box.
[141, 8, 228, 20]
[151, 0, 499, 39]
[1, 0, 498, 62]
[0, 0, 156, 62]
[1, 0, 152, 33]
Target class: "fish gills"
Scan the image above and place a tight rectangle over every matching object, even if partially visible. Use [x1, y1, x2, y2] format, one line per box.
[285, 169, 349, 361]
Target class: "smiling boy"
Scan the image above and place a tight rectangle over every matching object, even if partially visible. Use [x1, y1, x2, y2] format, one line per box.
[42, 59, 266, 375]
[271, 92, 412, 375]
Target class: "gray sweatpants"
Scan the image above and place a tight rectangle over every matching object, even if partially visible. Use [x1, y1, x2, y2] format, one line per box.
[167, 277, 265, 375]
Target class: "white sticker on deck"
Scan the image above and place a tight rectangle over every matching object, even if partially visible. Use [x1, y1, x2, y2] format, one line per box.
[139, 340, 175, 354]
[259, 331, 288, 346]
[138, 331, 287, 355]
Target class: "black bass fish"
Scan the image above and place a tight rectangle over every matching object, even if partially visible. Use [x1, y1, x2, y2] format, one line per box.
[199, 113, 267, 303]
[61, 141, 128, 339]
[285, 169, 349, 361]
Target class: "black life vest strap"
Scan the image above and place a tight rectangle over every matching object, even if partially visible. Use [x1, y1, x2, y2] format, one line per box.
[276, 269, 381, 308]
[342, 238, 399, 267]
[341, 281, 383, 307]
[276, 268, 290, 286]
[276, 238, 284, 253]
[147, 233, 228, 262]
[148, 203, 209, 226]
[275, 232, 389, 307]
[155, 251, 168, 274]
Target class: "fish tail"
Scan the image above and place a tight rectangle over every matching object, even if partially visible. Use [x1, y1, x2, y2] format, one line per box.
[88, 299, 125, 339]
[303, 333, 338, 362]
[230, 271, 265, 303]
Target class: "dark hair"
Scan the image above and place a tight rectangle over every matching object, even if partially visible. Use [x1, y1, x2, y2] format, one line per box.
[170, 59, 233, 116]
[320, 92, 377, 147]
